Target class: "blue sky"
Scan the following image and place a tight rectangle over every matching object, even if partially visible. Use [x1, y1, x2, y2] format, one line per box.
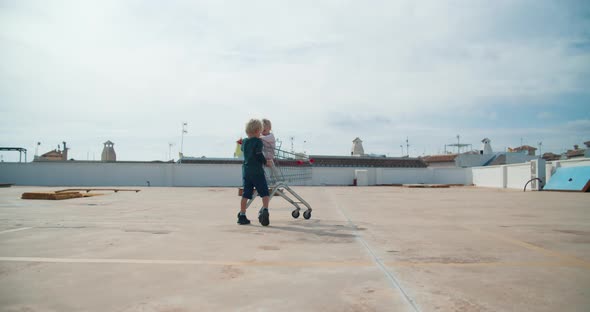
[1, 0, 589, 161]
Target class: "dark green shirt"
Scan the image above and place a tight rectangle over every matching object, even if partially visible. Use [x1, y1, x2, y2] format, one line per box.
[242, 137, 266, 176]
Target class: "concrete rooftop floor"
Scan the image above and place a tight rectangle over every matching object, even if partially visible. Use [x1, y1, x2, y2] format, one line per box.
[0, 186, 589, 312]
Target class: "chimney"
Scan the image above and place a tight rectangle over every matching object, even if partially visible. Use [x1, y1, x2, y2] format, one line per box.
[63, 141, 68, 160]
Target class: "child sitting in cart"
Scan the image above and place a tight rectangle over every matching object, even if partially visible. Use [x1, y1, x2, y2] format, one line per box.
[238, 119, 273, 226]
[261, 118, 276, 160]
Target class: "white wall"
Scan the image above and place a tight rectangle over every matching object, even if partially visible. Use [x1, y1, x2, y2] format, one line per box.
[549, 158, 590, 168]
[0, 162, 243, 187]
[377, 168, 429, 184]
[431, 167, 473, 185]
[0, 162, 472, 187]
[472, 158, 590, 190]
[506, 164, 532, 189]
[472, 166, 505, 188]
[456, 153, 537, 168]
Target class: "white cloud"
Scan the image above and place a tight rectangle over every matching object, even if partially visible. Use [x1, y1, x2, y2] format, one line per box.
[565, 119, 590, 132]
[1, 0, 589, 161]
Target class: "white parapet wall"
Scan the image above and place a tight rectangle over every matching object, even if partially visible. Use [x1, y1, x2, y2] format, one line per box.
[506, 163, 533, 189]
[472, 166, 506, 188]
[0, 162, 242, 187]
[1, 162, 472, 187]
[472, 163, 535, 190]
[472, 157, 589, 190]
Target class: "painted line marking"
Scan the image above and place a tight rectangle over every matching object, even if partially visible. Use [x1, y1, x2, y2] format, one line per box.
[0, 227, 32, 235]
[463, 226, 590, 268]
[328, 191, 421, 312]
[385, 261, 589, 268]
[0, 257, 585, 269]
[0, 257, 369, 266]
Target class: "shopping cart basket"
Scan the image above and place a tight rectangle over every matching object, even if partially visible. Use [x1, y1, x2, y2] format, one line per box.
[244, 148, 314, 219]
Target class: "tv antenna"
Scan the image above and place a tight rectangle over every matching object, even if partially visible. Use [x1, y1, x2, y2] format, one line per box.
[444, 135, 471, 154]
[180, 122, 188, 160]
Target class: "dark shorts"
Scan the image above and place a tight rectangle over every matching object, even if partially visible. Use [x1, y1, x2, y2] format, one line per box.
[242, 174, 270, 199]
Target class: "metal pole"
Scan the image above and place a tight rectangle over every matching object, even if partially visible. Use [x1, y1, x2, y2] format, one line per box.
[406, 137, 409, 157]
[180, 122, 187, 162]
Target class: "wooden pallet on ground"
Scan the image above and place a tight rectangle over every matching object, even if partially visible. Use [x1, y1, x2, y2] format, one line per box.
[402, 184, 451, 188]
[55, 188, 140, 193]
[22, 192, 85, 200]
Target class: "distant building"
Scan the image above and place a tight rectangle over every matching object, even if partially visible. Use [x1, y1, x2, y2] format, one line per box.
[509, 145, 537, 156]
[101, 141, 116, 161]
[351, 138, 365, 156]
[180, 155, 427, 168]
[34, 142, 68, 162]
[421, 154, 458, 168]
[423, 138, 539, 168]
[542, 152, 561, 161]
[481, 138, 493, 155]
[566, 144, 586, 159]
[311, 155, 426, 168]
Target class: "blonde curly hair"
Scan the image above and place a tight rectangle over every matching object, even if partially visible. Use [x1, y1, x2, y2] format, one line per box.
[245, 119, 263, 137]
[262, 118, 272, 131]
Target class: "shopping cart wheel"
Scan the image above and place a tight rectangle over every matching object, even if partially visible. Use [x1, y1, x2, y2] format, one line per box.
[291, 210, 300, 219]
[303, 210, 312, 220]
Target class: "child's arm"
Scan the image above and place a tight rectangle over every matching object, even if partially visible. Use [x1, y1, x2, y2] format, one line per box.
[255, 140, 267, 165]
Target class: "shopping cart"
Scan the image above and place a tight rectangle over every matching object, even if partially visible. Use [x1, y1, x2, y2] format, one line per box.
[243, 148, 314, 219]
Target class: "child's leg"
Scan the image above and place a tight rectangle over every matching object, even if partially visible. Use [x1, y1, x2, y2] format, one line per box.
[241, 176, 255, 214]
[241, 197, 248, 213]
[253, 175, 271, 226]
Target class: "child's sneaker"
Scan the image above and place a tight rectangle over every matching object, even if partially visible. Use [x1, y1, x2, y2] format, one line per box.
[237, 213, 251, 225]
[258, 208, 270, 226]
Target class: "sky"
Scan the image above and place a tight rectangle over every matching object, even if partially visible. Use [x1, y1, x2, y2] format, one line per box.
[1, 0, 589, 162]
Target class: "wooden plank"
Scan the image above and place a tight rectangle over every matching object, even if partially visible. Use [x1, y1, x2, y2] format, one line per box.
[402, 184, 451, 188]
[21, 192, 83, 200]
[55, 188, 140, 193]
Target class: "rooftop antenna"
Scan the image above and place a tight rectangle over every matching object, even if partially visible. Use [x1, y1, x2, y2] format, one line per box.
[290, 137, 294, 153]
[168, 142, 175, 161]
[180, 122, 188, 161]
[538, 141, 543, 156]
[406, 137, 410, 157]
[445, 135, 471, 154]
[276, 137, 282, 150]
